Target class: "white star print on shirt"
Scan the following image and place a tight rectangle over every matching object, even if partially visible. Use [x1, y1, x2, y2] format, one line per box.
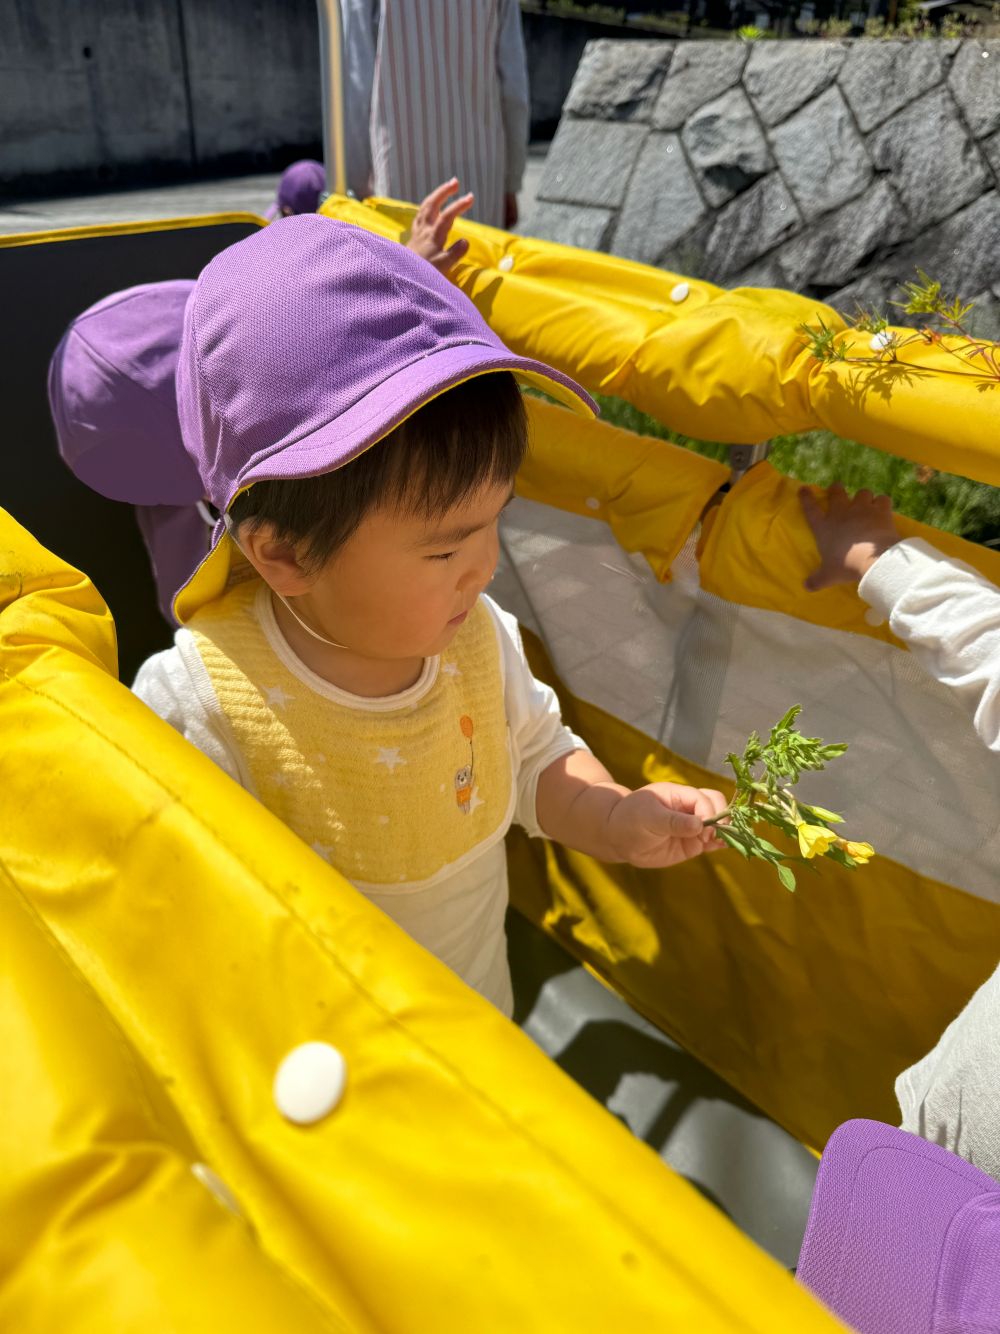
[265, 685, 294, 708]
[441, 662, 461, 677]
[375, 747, 407, 773]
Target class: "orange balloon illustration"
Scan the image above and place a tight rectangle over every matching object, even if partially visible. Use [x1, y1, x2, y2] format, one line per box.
[459, 715, 474, 739]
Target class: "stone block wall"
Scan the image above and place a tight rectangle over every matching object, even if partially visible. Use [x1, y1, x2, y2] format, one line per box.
[533, 38, 1000, 336]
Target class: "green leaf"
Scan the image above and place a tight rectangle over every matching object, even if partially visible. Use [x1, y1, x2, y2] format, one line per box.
[776, 863, 797, 892]
[716, 826, 751, 859]
[798, 802, 844, 824]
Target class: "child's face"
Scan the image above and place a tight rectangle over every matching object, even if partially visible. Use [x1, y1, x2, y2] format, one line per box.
[296, 480, 513, 661]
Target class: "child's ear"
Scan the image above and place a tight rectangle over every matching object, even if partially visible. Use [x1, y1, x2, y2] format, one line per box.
[237, 522, 315, 595]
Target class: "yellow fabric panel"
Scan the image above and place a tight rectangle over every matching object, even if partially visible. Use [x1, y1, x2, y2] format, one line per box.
[510, 627, 1000, 1153]
[521, 397, 728, 580]
[0, 872, 341, 1334]
[698, 461, 1000, 645]
[321, 193, 1000, 487]
[0, 511, 843, 1333]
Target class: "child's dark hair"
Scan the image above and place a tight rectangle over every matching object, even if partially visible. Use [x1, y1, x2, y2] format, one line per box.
[229, 372, 526, 570]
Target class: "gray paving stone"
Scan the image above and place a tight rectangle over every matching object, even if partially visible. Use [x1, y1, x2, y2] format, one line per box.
[838, 39, 958, 134]
[702, 173, 803, 279]
[868, 86, 988, 234]
[775, 179, 906, 292]
[565, 39, 674, 123]
[744, 39, 850, 127]
[769, 85, 872, 221]
[651, 43, 749, 131]
[536, 118, 648, 209]
[611, 132, 708, 265]
[526, 200, 615, 252]
[681, 86, 773, 207]
[948, 39, 1000, 140]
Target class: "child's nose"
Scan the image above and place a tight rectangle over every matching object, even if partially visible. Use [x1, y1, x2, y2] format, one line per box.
[460, 532, 498, 593]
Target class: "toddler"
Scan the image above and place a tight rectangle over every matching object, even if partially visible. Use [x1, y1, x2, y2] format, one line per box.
[131, 215, 725, 1015]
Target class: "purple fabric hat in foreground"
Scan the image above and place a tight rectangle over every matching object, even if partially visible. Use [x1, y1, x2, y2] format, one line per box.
[797, 1119, 1000, 1333]
[173, 214, 596, 619]
[48, 280, 212, 624]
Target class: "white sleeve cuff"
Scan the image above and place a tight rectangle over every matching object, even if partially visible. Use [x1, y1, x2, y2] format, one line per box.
[858, 538, 950, 620]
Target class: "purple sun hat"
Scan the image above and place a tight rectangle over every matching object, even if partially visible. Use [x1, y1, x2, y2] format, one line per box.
[173, 213, 596, 621]
[265, 159, 327, 220]
[796, 1119, 1000, 1333]
[48, 280, 213, 624]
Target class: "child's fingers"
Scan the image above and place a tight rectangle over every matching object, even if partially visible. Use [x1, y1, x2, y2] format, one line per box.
[799, 485, 824, 528]
[804, 563, 836, 592]
[429, 237, 469, 275]
[696, 787, 727, 821]
[420, 177, 459, 218]
[445, 236, 470, 264]
[438, 192, 475, 231]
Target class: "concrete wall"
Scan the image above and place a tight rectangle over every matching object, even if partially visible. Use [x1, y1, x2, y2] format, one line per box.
[533, 38, 1000, 337]
[2, 1, 658, 197]
[2, 0, 322, 194]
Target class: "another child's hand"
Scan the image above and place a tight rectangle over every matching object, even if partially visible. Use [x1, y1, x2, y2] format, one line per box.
[405, 178, 473, 274]
[800, 484, 900, 589]
[607, 783, 727, 869]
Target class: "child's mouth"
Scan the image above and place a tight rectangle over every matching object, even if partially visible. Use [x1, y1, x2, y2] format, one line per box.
[448, 610, 469, 627]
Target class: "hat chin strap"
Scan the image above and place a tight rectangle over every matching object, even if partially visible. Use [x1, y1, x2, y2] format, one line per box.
[272, 590, 351, 651]
[223, 510, 351, 650]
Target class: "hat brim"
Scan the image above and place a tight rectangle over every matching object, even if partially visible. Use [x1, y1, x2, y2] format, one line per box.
[173, 350, 596, 623]
[796, 1120, 1000, 1334]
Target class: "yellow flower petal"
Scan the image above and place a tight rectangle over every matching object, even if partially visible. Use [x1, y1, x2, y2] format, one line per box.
[839, 839, 875, 865]
[797, 822, 838, 859]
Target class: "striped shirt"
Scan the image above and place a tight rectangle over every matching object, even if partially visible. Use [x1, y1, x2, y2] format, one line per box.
[339, 0, 529, 227]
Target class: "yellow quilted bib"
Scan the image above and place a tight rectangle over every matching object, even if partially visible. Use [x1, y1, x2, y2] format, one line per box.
[188, 582, 514, 888]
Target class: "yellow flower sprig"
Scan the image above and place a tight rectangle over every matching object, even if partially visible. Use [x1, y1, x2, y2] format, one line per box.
[799, 269, 1000, 386]
[704, 706, 874, 892]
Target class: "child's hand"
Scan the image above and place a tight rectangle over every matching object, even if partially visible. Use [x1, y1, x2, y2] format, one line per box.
[800, 484, 900, 589]
[606, 783, 727, 869]
[405, 178, 473, 274]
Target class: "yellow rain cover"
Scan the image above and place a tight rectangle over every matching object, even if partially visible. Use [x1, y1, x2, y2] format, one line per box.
[321, 193, 1000, 487]
[0, 509, 843, 1331]
[498, 447, 1000, 1149]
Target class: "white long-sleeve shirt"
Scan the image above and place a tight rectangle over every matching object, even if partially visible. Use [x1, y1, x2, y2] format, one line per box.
[338, 0, 529, 223]
[133, 593, 584, 1017]
[859, 538, 1000, 1178]
[859, 537, 1000, 752]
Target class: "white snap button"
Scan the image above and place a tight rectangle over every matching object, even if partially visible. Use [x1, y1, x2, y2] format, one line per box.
[863, 607, 886, 627]
[498, 255, 514, 273]
[585, 497, 601, 511]
[273, 1042, 346, 1124]
[191, 1162, 243, 1218]
[670, 282, 690, 303]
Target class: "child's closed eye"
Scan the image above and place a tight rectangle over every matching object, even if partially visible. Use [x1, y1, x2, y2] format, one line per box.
[428, 551, 457, 562]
